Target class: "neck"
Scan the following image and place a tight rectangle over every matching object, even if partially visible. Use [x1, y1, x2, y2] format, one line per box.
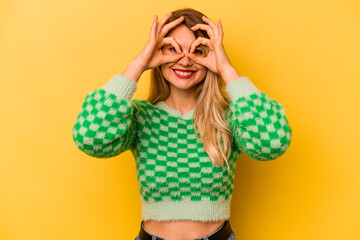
[164, 88, 196, 114]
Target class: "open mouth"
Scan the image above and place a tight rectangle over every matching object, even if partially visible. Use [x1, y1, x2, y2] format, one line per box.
[172, 69, 197, 79]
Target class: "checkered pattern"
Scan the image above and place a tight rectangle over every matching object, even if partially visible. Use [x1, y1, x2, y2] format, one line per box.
[226, 91, 292, 161]
[72, 89, 137, 158]
[72, 74, 292, 221]
[129, 101, 242, 202]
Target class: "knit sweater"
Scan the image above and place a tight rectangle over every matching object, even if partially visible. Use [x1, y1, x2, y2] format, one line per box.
[72, 74, 292, 222]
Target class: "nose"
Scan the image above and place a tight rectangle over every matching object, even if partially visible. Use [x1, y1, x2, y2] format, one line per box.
[177, 52, 193, 65]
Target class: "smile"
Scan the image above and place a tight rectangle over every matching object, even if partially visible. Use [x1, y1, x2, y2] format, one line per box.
[172, 69, 197, 79]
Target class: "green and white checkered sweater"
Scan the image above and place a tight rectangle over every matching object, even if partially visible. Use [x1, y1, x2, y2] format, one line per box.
[72, 74, 292, 222]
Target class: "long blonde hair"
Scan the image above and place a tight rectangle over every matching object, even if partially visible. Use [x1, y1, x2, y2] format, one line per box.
[147, 8, 233, 171]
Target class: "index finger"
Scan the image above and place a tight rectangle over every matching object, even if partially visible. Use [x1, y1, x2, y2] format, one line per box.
[202, 16, 219, 38]
[160, 16, 184, 37]
[162, 37, 183, 54]
[157, 11, 173, 31]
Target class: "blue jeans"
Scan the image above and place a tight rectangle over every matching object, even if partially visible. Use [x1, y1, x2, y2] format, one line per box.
[134, 221, 236, 240]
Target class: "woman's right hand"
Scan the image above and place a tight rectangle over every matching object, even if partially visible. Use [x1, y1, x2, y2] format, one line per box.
[135, 12, 186, 71]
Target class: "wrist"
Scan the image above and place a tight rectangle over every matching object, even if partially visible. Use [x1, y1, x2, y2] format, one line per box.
[121, 60, 144, 83]
[133, 56, 148, 72]
[219, 64, 241, 84]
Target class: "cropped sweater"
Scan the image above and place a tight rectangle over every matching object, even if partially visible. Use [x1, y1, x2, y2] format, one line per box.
[72, 74, 292, 222]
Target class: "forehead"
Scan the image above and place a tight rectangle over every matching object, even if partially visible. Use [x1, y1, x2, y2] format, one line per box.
[167, 24, 196, 47]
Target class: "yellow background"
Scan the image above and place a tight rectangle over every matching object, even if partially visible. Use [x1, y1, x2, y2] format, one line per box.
[1, 0, 359, 239]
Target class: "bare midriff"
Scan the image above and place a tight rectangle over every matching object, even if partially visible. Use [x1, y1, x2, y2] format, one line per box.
[143, 219, 226, 240]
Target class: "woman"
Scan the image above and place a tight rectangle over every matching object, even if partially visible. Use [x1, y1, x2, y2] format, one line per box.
[72, 8, 292, 240]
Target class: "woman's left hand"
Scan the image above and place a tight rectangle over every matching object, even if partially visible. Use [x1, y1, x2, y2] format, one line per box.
[189, 16, 233, 75]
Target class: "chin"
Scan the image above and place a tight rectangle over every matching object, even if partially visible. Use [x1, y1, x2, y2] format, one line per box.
[169, 81, 192, 89]
[172, 84, 194, 90]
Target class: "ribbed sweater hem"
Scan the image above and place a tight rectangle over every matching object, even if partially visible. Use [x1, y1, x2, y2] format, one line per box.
[140, 197, 232, 222]
[225, 76, 260, 101]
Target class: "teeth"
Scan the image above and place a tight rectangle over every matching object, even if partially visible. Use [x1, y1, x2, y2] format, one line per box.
[174, 70, 194, 76]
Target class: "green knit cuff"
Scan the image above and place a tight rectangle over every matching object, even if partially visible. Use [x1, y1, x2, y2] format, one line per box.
[101, 74, 137, 101]
[225, 76, 260, 102]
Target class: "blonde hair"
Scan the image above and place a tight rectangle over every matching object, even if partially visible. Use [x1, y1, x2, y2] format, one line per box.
[147, 8, 233, 171]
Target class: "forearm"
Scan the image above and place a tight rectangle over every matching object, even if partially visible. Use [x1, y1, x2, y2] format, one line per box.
[121, 59, 146, 83]
[219, 64, 241, 84]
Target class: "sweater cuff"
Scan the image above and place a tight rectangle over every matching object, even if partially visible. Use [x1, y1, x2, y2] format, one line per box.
[101, 74, 137, 101]
[225, 76, 260, 102]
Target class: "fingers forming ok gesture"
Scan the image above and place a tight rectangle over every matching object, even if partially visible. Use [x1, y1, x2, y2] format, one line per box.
[189, 16, 232, 75]
[136, 12, 185, 71]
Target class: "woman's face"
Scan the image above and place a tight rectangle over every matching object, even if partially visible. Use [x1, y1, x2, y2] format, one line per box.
[161, 24, 208, 92]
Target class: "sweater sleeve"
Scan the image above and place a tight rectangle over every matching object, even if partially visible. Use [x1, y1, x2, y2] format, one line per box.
[224, 76, 292, 161]
[72, 74, 138, 158]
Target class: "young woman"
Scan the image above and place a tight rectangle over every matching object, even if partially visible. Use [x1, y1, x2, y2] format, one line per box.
[72, 8, 292, 240]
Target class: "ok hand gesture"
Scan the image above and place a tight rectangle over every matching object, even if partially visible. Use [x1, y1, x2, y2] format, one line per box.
[188, 16, 233, 75]
[135, 12, 185, 71]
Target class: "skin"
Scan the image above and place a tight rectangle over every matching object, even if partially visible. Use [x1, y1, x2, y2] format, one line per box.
[160, 23, 208, 114]
[121, 11, 242, 239]
[143, 23, 227, 238]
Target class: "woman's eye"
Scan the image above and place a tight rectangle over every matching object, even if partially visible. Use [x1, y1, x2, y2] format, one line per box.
[169, 47, 176, 52]
[194, 49, 203, 54]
